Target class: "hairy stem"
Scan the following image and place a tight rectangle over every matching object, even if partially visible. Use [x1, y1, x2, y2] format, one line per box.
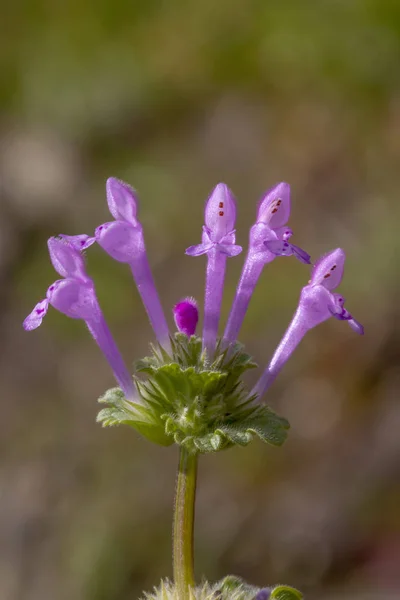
[173, 447, 198, 599]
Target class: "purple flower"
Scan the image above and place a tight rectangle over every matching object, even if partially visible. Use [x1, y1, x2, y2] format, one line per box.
[173, 297, 199, 336]
[95, 177, 170, 351]
[254, 590, 271, 600]
[223, 183, 311, 345]
[252, 248, 364, 399]
[23, 177, 364, 424]
[186, 183, 242, 356]
[23, 236, 136, 402]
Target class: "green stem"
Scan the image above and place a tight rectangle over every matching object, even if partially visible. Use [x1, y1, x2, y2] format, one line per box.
[173, 447, 198, 599]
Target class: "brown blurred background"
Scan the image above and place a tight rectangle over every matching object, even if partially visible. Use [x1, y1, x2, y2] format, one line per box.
[1, 1, 400, 598]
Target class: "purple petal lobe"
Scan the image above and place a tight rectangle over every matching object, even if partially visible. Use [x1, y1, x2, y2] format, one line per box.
[185, 243, 213, 257]
[95, 220, 144, 263]
[58, 234, 96, 251]
[217, 243, 242, 257]
[328, 297, 364, 335]
[23, 299, 49, 330]
[264, 239, 293, 256]
[348, 317, 364, 335]
[264, 237, 312, 263]
[48, 237, 88, 279]
[257, 182, 291, 228]
[311, 248, 345, 290]
[173, 297, 199, 336]
[49, 279, 99, 320]
[106, 177, 138, 225]
[204, 183, 236, 242]
[290, 243, 312, 264]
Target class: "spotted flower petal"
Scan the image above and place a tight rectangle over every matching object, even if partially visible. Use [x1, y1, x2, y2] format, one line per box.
[23, 299, 49, 331]
[58, 234, 96, 251]
[204, 183, 237, 242]
[256, 182, 291, 228]
[311, 248, 345, 290]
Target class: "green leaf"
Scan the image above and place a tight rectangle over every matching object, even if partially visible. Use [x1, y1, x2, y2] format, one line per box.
[270, 585, 303, 600]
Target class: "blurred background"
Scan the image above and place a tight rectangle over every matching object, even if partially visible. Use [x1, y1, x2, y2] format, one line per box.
[1, 1, 400, 598]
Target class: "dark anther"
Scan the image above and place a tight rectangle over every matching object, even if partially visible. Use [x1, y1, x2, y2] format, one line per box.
[219, 211, 224, 216]
[219, 202, 224, 208]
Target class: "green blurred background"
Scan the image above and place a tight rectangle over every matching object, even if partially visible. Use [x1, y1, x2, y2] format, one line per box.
[1, 1, 400, 598]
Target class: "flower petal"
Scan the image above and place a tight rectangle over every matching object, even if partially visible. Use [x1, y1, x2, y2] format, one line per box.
[23, 299, 49, 330]
[348, 317, 364, 335]
[264, 239, 310, 263]
[49, 278, 99, 320]
[95, 220, 144, 263]
[257, 182, 291, 228]
[290, 243, 312, 264]
[217, 243, 243, 257]
[185, 243, 213, 257]
[311, 248, 345, 290]
[204, 183, 237, 242]
[48, 237, 88, 279]
[328, 302, 364, 335]
[58, 234, 96, 251]
[106, 177, 138, 225]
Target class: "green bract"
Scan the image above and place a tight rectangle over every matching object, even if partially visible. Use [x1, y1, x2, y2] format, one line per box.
[97, 333, 289, 453]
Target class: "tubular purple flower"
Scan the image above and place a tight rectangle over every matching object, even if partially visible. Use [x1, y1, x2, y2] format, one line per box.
[23, 236, 136, 402]
[173, 297, 199, 337]
[95, 177, 170, 351]
[252, 248, 364, 400]
[186, 183, 242, 356]
[223, 183, 311, 345]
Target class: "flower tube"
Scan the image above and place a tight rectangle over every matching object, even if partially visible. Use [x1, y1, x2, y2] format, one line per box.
[186, 183, 242, 356]
[252, 248, 364, 399]
[23, 236, 136, 401]
[224, 183, 310, 345]
[95, 178, 171, 351]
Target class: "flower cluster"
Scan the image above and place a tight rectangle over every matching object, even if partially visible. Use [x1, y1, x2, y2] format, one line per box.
[24, 178, 363, 451]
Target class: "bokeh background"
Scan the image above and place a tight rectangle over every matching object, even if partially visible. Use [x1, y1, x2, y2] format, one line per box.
[1, 1, 400, 598]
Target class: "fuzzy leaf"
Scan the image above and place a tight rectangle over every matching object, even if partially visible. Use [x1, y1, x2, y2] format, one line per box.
[270, 586, 303, 600]
[98, 335, 290, 453]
